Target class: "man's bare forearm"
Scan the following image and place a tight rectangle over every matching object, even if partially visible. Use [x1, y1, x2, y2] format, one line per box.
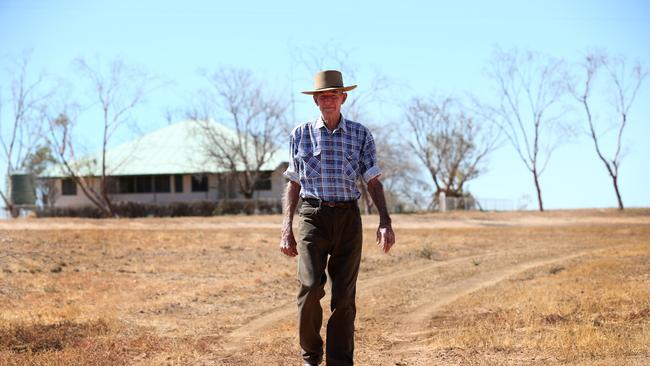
[282, 181, 301, 232]
[367, 177, 391, 226]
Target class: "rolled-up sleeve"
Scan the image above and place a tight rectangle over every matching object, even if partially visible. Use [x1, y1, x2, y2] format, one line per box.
[360, 129, 381, 183]
[283, 131, 300, 183]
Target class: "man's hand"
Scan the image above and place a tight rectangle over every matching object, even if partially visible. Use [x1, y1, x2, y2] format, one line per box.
[367, 177, 395, 253]
[280, 229, 298, 257]
[376, 224, 395, 253]
[280, 181, 301, 257]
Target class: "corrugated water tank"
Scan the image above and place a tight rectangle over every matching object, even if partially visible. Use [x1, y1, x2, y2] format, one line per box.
[10, 173, 36, 205]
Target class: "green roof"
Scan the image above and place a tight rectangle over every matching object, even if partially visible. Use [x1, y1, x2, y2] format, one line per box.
[42, 120, 288, 177]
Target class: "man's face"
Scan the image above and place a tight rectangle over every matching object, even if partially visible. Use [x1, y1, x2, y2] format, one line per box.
[314, 90, 347, 116]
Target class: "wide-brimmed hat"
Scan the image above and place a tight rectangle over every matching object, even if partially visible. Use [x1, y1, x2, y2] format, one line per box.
[302, 70, 357, 95]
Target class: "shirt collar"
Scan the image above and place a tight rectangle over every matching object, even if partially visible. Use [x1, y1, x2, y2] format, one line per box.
[315, 115, 348, 133]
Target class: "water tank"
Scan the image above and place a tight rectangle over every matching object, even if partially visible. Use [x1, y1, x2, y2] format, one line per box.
[10, 173, 36, 205]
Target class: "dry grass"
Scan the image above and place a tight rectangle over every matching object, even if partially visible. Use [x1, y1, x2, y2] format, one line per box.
[0, 318, 172, 366]
[1, 209, 649, 365]
[424, 245, 650, 364]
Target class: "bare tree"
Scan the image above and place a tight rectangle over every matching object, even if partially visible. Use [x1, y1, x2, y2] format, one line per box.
[190, 67, 287, 199]
[47, 110, 111, 216]
[47, 59, 153, 217]
[485, 48, 571, 211]
[573, 52, 647, 210]
[0, 53, 53, 217]
[372, 122, 429, 212]
[406, 95, 499, 210]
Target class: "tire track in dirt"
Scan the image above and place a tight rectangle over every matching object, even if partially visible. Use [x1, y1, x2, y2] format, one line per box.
[220, 247, 600, 355]
[219, 251, 499, 352]
[390, 250, 594, 346]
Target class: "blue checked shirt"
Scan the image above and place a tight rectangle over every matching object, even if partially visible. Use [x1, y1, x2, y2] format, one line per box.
[283, 116, 381, 201]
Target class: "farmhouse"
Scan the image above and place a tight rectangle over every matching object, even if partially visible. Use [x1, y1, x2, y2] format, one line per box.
[39, 119, 289, 209]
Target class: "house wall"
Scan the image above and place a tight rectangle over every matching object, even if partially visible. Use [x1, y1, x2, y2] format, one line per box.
[253, 166, 288, 200]
[48, 167, 287, 208]
[53, 177, 102, 207]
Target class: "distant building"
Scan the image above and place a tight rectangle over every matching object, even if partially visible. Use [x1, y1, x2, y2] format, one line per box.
[38, 120, 289, 208]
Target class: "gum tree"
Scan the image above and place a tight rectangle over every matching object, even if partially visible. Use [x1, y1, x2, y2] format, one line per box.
[573, 51, 647, 210]
[485, 48, 571, 211]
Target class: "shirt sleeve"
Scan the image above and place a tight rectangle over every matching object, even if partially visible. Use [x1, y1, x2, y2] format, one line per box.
[283, 130, 300, 183]
[360, 128, 381, 183]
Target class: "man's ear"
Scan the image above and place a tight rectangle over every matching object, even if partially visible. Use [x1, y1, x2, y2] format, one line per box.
[341, 93, 348, 104]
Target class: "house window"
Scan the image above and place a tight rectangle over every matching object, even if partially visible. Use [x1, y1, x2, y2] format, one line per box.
[174, 175, 183, 193]
[114, 175, 162, 194]
[153, 175, 170, 193]
[61, 178, 77, 196]
[191, 174, 208, 192]
[135, 176, 153, 193]
[253, 171, 272, 191]
[116, 176, 135, 193]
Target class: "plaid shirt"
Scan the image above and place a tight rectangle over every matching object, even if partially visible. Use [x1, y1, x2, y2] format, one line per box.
[283, 116, 381, 201]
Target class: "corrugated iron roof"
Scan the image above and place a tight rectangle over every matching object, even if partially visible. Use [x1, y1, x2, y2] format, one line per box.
[42, 119, 288, 177]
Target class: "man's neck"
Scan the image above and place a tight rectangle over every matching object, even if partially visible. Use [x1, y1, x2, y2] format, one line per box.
[322, 113, 341, 131]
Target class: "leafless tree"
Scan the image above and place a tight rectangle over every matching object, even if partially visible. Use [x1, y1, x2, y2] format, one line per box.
[572, 51, 647, 210]
[372, 122, 429, 211]
[484, 48, 571, 211]
[190, 67, 287, 199]
[47, 59, 153, 217]
[47, 110, 109, 216]
[405, 95, 499, 210]
[0, 53, 53, 217]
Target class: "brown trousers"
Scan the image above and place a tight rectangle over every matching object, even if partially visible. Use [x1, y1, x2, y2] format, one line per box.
[297, 200, 363, 366]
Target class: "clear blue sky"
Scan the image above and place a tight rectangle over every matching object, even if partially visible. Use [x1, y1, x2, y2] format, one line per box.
[1, 0, 649, 209]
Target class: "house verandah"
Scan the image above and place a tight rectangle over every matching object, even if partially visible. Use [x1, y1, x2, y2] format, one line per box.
[43, 167, 287, 210]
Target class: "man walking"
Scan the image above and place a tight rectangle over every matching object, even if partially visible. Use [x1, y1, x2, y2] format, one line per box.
[280, 70, 395, 366]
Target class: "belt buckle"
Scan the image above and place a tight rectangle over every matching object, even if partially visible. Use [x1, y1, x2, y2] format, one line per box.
[323, 201, 336, 208]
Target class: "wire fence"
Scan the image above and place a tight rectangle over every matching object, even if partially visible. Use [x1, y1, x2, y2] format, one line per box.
[475, 198, 518, 211]
[437, 197, 518, 212]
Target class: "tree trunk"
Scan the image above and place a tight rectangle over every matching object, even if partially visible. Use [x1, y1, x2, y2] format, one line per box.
[533, 170, 544, 212]
[100, 179, 117, 217]
[63, 172, 113, 218]
[0, 190, 19, 218]
[5, 202, 19, 218]
[611, 174, 624, 210]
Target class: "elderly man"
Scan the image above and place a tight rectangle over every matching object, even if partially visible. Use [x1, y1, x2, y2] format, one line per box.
[280, 70, 396, 366]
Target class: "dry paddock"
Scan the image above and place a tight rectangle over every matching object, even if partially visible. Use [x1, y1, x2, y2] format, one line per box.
[1, 209, 649, 365]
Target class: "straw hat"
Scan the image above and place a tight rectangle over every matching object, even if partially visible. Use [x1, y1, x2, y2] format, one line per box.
[301, 70, 357, 95]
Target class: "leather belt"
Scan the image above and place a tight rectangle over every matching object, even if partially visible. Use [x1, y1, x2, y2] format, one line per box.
[304, 199, 357, 208]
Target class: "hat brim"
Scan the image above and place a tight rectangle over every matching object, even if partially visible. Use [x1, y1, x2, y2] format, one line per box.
[301, 85, 357, 95]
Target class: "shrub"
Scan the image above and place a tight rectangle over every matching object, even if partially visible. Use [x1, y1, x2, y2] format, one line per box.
[418, 243, 439, 260]
[36, 199, 282, 218]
